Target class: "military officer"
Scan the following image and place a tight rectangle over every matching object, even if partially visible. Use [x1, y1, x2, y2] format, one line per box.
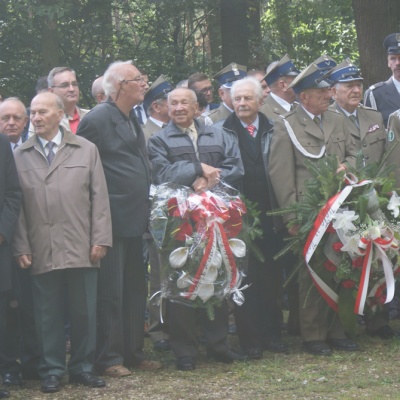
[260, 54, 300, 121]
[200, 63, 247, 126]
[364, 33, 400, 127]
[269, 60, 359, 356]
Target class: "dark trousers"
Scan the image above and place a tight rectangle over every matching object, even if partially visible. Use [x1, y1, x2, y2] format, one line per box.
[234, 233, 282, 351]
[168, 300, 229, 359]
[32, 268, 97, 378]
[95, 236, 147, 371]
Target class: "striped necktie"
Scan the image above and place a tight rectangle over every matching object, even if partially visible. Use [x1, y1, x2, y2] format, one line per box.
[46, 142, 56, 165]
[246, 124, 256, 137]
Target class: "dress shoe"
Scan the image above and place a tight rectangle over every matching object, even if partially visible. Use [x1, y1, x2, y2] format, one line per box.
[2, 371, 22, 386]
[102, 365, 131, 377]
[69, 372, 106, 388]
[176, 356, 195, 371]
[246, 348, 263, 360]
[41, 375, 61, 393]
[207, 348, 247, 363]
[265, 340, 289, 353]
[153, 339, 171, 351]
[137, 360, 162, 371]
[367, 325, 400, 340]
[303, 340, 332, 356]
[327, 338, 359, 351]
[0, 390, 9, 399]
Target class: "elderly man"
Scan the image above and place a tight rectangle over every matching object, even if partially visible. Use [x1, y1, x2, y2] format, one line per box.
[220, 77, 287, 359]
[147, 87, 245, 370]
[260, 55, 299, 121]
[364, 33, 400, 126]
[47, 67, 89, 134]
[201, 63, 247, 125]
[13, 92, 111, 393]
[269, 61, 359, 356]
[91, 76, 106, 104]
[77, 61, 159, 377]
[329, 60, 393, 338]
[0, 133, 21, 399]
[0, 98, 40, 385]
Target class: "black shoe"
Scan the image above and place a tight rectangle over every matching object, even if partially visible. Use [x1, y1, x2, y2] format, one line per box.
[327, 338, 359, 352]
[0, 390, 9, 399]
[69, 372, 106, 388]
[367, 325, 400, 340]
[41, 375, 61, 393]
[2, 371, 22, 386]
[207, 348, 247, 363]
[245, 348, 263, 360]
[153, 340, 171, 352]
[176, 356, 195, 371]
[265, 340, 289, 353]
[303, 340, 332, 356]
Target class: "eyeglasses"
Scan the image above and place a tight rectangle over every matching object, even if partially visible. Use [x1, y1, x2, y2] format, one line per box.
[51, 82, 79, 89]
[122, 76, 145, 84]
[200, 86, 213, 94]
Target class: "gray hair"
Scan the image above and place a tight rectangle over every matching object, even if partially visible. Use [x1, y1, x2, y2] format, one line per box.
[0, 97, 27, 115]
[103, 60, 133, 97]
[147, 96, 167, 115]
[167, 88, 198, 103]
[230, 77, 263, 102]
[47, 67, 76, 87]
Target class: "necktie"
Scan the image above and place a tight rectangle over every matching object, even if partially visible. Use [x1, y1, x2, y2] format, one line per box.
[135, 106, 144, 125]
[349, 114, 360, 130]
[13, 143, 19, 151]
[246, 124, 256, 137]
[186, 128, 198, 157]
[46, 142, 56, 165]
[313, 116, 323, 130]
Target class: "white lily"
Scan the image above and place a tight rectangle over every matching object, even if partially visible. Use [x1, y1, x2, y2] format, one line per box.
[177, 272, 191, 289]
[169, 247, 189, 268]
[197, 283, 214, 302]
[332, 210, 358, 232]
[228, 238, 246, 258]
[366, 221, 385, 240]
[388, 192, 400, 218]
[204, 265, 219, 283]
[340, 234, 363, 256]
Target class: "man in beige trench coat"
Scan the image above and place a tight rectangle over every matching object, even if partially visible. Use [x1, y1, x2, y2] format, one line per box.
[12, 92, 112, 393]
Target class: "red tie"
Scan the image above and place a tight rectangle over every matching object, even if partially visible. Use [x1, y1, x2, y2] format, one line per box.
[246, 124, 256, 137]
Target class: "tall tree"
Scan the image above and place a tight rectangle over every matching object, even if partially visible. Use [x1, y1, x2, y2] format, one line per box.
[352, 0, 400, 88]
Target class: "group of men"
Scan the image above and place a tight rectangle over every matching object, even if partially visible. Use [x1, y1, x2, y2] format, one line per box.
[1, 30, 400, 397]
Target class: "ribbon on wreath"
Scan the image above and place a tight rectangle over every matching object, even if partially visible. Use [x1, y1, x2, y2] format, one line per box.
[303, 174, 372, 313]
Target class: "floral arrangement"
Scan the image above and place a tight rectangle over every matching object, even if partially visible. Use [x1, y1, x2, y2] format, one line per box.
[149, 182, 261, 319]
[269, 152, 400, 335]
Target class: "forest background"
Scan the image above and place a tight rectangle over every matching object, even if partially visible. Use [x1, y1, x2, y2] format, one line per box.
[0, 0, 399, 108]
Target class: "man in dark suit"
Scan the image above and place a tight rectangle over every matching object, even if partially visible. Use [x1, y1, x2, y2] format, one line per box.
[0, 98, 40, 386]
[0, 133, 22, 399]
[364, 33, 400, 126]
[77, 60, 161, 377]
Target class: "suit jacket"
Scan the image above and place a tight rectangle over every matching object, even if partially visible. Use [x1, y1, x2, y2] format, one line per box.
[260, 95, 288, 121]
[269, 106, 357, 222]
[331, 102, 386, 164]
[77, 99, 151, 237]
[13, 130, 112, 275]
[142, 118, 165, 143]
[364, 78, 400, 127]
[199, 103, 232, 126]
[0, 134, 21, 291]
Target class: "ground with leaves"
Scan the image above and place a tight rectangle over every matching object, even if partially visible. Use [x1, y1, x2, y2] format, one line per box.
[6, 320, 400, 400]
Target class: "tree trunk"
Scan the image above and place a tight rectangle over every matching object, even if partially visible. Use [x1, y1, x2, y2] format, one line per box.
[352, 0, 400, 88]
[220, 0, 249, 67]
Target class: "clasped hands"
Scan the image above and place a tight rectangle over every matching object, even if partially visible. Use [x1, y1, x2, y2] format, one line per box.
[192, 163, 221, 194]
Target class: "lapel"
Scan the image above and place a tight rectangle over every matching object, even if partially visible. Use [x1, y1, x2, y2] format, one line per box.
[333, 102, 361, 141]
[110, 107, 139, 154]
[357, 108, 370, 142]
[384, 79, 400, 109]
[266, 95, 287, 115]
[297, 106, 324, 141]
[321, 111, 335, 144]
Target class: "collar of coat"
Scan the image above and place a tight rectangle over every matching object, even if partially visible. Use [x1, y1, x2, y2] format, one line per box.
[223, 111, 273, 135]
[163, 119, 215, 138]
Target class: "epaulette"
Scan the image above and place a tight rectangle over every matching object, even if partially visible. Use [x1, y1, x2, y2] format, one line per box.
[358, 104, 381, 113]
[368, 82, 385, 91]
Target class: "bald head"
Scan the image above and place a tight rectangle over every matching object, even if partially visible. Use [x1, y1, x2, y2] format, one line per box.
[0, 97, 28, 143]
[30, 92, 64, 140]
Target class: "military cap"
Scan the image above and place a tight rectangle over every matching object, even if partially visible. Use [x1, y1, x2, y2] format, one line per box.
[327, 59, 363, 84]
[143, 75, 173, 112]
[263, 54, 300, 86]
[214, 62, 247, 88]
[384, 33, 400, 54]
[313, 54, 337, 71]
[289, 63, 332, 95]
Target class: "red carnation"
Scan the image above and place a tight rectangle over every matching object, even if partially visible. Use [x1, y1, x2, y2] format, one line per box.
[352, 257, 364, 268]
[323, 259, 337, 272]
[341, 280, 355, 289]
[332, 242, 343, 252]
[174, 221, 193, 241]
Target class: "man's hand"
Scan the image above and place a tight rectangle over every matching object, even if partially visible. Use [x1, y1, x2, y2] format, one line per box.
[17, 255, 32, 269]
[201, 163, 221, 187]
[90, 245, 108, 264]
[192, 177, 208, 194]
